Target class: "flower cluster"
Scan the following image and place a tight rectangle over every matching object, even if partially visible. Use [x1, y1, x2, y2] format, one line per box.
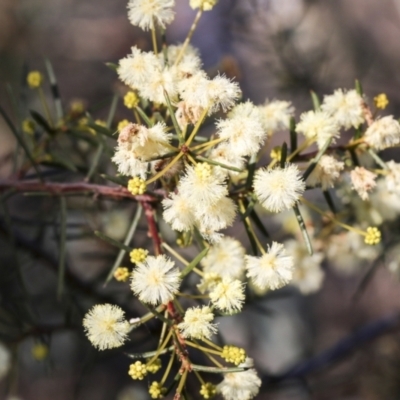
[78, 1, 400, 399]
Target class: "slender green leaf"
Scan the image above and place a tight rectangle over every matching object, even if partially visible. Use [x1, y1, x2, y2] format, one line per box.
[105, 205, 143, 284]
[135, 106, 153, 127]
[164, 90, 182, 138]
[94, 230, 132, 252]
[124, 346, 174, 359]
[30, 109, 55, 134]
[355, 79, 363, 96]
[139, 302, 172, 325]
[195, 155, 243, 172]
[240, 212, 258, 256]
[348, 148, 360, 167]
[302, 138, 332, 181]
[180, 247, 209, 278]
[246, 153, 257, 189]
[289, 116, 297, 154]
[86, 122, 114, 138]
[106, 94, 119, 129]
[241, 199, 255, 220]
[45, 58, 64, 120]
[105, 62, 118, 71]
[86, 140, 104, 181]
[248, 208, 269, 239]
[192, 364, 247, 373]
[310, 90, 321, 111]
[293, 203, 313, 255]
[368, 148, 388, 170]
[323, 190, 337, 214]
[280, 141, 287, 168]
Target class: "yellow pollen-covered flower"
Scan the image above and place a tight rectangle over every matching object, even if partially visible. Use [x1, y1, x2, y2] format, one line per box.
[130, 248, 148, 264]
[124, 91, 139, 109]
[146, 358, 162, 373]
[149, 381, 165, 399]
[27, 71, 43, 88]
[270, 146, 282, 162]
[190, 0, 218, 11]
[32, 343, 49, 360]
[70, 100, 85, 114]
[95, 119, 107, 127]
[364, 227, 381, 245]
[22, 119, 35, 135]
[128, 361, 147, 380]
[127, 177, 146, 195]
[118, 119, 130, 131]
[221, 345, 246, 366]
[200, 382, 217, 399]
[114, 267, 130, 282]
[374, 93, 389, 110]
[194, 162, 212, 180]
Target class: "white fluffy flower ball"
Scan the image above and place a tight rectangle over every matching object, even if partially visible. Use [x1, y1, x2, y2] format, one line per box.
[131, 255, 181, 305]
[83, 304, 130, 350]
[253, 164, 305, 213]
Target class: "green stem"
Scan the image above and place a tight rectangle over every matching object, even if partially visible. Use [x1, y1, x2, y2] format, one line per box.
[174, 8, 203, 66]
[38, 87, 53, 127]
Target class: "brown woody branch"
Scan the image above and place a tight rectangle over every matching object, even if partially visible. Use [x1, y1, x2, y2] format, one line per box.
[0, 180, 160, 202]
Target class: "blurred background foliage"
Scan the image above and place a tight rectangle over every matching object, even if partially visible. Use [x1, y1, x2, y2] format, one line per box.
[1, 0, 400, 399]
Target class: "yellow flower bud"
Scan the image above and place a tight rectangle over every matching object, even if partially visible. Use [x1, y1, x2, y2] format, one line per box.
[113, 267, 130, 282]
[374, 93, 389, 110]
[124, 91, 139, 109]
[27, 71, 43, 89]
[130, 248, 148, 264]
[127, 177, 146, 195]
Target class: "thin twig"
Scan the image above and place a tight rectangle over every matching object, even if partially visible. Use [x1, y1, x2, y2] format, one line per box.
[0, 180, 160, 202]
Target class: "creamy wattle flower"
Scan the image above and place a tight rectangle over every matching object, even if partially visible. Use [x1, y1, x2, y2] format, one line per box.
[216, 101, 266, 157]
[178, 72, 241, 115]
[296, 110, 340, 148]
[195, 196, 237, 236]
[285, 239, 325, 294]
[83, 304, 130, 350]
[179, 163, 228, 207]
[112, 122, 171, 178]
[209, 277, 245, 314]
[209, 144, 245, 178]
[111, 149, 149, 178]
[162, 192, 196, 232]
[127, 0, 175, 31]
[245, 242, 294, 290]
[201, 236, 246, 279]
[217, 368, 261, 400]
[178, 306, 218, 339]
[258, 99, 294, 133]
[166, 44, 202, 78]
[118, 47, 160, 89]
[363, 115, 400, 150]
[306, 155, 344, 190]
[350, 166, 377, 201]
[386, 161, 400, 194]
[206, 74, 242, 113]
[197, 272, 222, 293]
[131, 255, 181, 305]
[321, 89, 364, 129]
[253, 164, 305, 213]
[175, 101, 204, 129]
[139, 68, 178, 105]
